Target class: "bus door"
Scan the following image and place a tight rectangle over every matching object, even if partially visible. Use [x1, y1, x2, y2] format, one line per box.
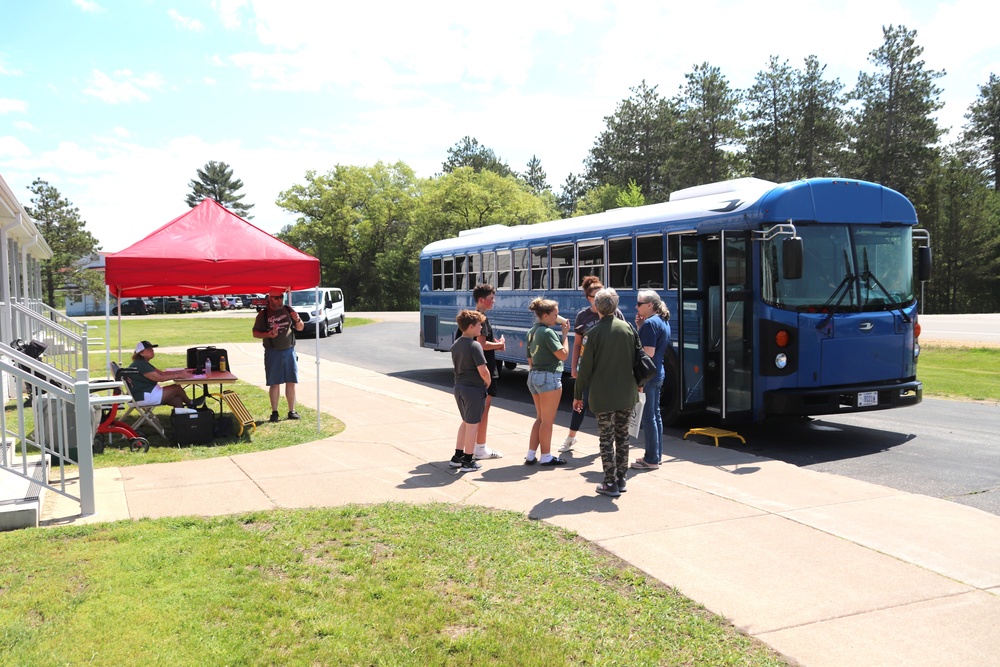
[676, 234, 706, 412]
[706, 231, 753, 421]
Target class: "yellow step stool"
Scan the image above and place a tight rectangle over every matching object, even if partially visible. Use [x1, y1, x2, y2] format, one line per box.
[213, 390, 256, 439]
[683, 427, 746, 447]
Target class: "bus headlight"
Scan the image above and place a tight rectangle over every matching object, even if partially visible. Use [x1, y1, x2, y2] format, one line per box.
[775, 353, 788, 369]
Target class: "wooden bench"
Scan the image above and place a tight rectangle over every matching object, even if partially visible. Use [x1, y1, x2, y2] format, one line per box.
[213, 390, 256, 439]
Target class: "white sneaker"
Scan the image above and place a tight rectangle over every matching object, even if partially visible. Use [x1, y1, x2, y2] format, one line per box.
[474, 446, 504, 460]
[559, 437, 577, 452]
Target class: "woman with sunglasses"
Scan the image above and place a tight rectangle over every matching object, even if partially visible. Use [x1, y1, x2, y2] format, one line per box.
[631, 290, 671, 470]
[561, 276, 625, 452]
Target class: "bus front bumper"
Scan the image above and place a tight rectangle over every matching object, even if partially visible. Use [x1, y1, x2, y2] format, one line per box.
[764, 380, 922, 417]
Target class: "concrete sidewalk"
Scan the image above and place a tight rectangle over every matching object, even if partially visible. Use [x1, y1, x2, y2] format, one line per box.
[42, 342, 1000, 666]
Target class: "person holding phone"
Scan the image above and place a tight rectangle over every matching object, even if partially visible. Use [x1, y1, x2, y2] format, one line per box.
[252, 288, 305, 422]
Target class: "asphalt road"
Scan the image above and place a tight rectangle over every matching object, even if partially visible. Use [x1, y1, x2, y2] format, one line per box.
[313, 312, 1000, 516]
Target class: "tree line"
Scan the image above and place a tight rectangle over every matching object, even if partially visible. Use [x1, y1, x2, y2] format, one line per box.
[28, 24, 999, 313]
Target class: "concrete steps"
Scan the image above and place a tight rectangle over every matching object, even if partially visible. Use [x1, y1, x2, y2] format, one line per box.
[1, 441, 47, 531]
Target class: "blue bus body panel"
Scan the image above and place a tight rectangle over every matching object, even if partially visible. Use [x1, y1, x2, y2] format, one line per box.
[758, 179, 918, 224]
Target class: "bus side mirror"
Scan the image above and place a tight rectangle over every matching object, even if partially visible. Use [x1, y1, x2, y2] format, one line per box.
[917, 246, 932, 282]
[783, 237, 803, 280]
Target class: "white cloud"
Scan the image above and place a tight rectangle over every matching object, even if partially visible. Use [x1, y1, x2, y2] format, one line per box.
[113, 127, 131, 138]
[73, 0, 104, 13]
[83, 69, 164, 104]
[0, 136, 32, 158]
[0, 98, 27, 113]
[13, 121, 36, 131]
[213, 0, 248, 29]
[168, 8, 204, 31]
[0, 56, 24, 76]
[203, 76, 217, 85]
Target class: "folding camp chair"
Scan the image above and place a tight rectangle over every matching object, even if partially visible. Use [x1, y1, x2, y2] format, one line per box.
[113, 362, 168, 439]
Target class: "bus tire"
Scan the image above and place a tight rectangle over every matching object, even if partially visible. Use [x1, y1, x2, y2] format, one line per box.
[661, 352, 681, 427]
[504, 361, 517, 371]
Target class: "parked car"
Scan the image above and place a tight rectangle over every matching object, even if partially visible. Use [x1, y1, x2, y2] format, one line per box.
[149, 297, 177, 314]
[235, 294, 256, 308]
[193, 295, 221, 311]
[178, 297, 201, 313]
[112, 298, 154, 316]
[250, 294, 268, 311]
[228, 296, 244, 309]
[289, 287, 345, 337]
[219, 296, 231, 310]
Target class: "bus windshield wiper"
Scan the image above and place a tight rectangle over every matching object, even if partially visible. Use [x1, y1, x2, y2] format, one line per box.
[816, 251, 855, 329]
[861, 248, 910, 323]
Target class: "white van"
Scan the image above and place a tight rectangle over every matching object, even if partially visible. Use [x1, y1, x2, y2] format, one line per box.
[288, 287, 345, 337]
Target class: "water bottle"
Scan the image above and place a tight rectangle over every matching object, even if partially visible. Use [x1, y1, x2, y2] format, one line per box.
[204, 358, 211, 375]
[220, 356, 227, 372]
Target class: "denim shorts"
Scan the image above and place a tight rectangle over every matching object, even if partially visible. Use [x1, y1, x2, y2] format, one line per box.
[527, 369, 562, 395]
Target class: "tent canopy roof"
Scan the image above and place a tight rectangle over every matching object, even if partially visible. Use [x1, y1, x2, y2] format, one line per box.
[104, 198, 319, 298]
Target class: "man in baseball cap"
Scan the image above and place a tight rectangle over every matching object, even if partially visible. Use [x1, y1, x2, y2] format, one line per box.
[129, 340, 202, 408]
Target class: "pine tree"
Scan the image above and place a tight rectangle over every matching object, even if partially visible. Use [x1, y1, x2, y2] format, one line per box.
[672, 63, 744, 188]
[441, 137, 513, 177]
[961, 73, 1000, 190]
[185, 160, 255, 217]
[523, 155, 549, 193]
[848, 25, 944, 197]
[584, 80, 677, 202]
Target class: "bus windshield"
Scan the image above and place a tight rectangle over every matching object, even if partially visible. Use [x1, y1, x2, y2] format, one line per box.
[762, 224, 914, 311]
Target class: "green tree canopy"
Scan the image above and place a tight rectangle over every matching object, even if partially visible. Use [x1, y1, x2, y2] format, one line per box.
[185, 160, 255, 217]
[276, 162, 420, 310]
[25, 179, 101, 306]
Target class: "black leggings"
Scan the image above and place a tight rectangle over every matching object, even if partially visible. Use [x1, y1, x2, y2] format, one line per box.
[568, 387, 589, 431]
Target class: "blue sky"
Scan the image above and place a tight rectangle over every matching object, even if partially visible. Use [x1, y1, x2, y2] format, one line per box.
[1, 0, 997, 252]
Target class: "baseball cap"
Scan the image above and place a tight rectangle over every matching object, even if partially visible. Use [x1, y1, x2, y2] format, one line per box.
[135, 340, 158, 353]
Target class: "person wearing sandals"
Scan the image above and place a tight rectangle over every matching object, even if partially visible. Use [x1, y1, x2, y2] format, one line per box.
[631, 290, 671, 471]
[572, 288, 638, 497]
[525, 298, 570, 466]
[561, 276, 626, 452]
[449, 310, 492, 473]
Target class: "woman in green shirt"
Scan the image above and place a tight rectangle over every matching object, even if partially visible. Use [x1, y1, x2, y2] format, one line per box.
[525, 298, 570, 465]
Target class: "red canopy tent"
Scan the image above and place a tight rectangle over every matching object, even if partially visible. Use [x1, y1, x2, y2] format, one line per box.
[104, 198, 319, 297]
[103, 199, 324, 430]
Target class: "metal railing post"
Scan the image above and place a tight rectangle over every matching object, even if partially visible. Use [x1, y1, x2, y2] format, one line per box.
[74, 368, 96, 515]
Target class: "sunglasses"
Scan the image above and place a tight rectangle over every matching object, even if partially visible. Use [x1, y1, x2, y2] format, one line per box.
[269, 295, 284, 300]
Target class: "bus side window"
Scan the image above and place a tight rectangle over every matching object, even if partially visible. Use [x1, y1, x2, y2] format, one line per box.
[608, 237, 632, 289]
[636, 235, 664, 288]
[551, 243, 574, 289]
[531, 246, 548, 289]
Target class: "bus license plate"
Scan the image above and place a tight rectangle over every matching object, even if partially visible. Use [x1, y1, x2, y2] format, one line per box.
[858, 391, 878, 407]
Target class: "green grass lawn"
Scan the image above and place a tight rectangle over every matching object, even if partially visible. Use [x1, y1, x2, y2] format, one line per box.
[0, 504, 790, 666]
[4, 321, 993, 666]
[918, 344, 1000, 403]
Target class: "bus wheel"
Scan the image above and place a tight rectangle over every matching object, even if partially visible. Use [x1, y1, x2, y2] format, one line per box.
[661, 353, 681, 427]
[504, 361, 517, 371]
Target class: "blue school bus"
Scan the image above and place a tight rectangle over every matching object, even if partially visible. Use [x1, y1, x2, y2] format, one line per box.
[419, 177, 931, 425]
